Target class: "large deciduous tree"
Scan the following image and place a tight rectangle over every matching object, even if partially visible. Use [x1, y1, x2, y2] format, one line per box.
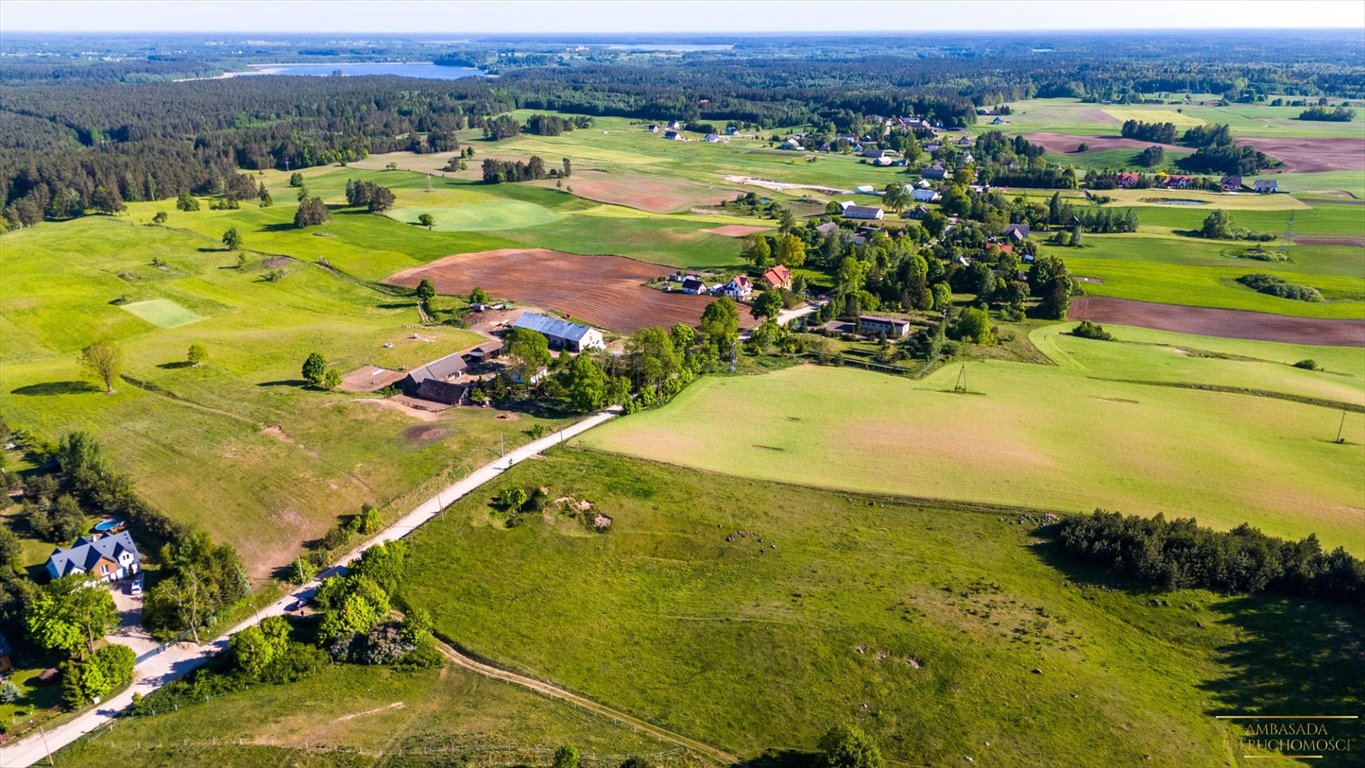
[80, 341, 123, 394]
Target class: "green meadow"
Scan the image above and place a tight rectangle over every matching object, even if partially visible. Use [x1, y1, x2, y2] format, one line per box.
[0, 215, 569, 578]
[579, 364, 1365, 552]
[395, 449, 1364, 767]
[996, 97, 1364, 139]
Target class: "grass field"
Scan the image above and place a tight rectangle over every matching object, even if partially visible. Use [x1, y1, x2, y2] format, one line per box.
[120, 298, 206, 328]
[395, 449, 1364, 767]
[997, 97, 1365, 140]
[579, 365, 1364, 552]
[0, 215, 569, 579]
[54, 662, 688, 768]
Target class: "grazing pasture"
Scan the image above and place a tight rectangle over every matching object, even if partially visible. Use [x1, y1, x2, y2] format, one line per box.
[578, 365, 1365, 552]
[119, 298, 206, 328]
[398, 450, 1365, 766]
[385, 248, 756, 333]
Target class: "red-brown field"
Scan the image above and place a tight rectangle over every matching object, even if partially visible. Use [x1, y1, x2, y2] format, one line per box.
[385, 248, 757, 333]
[1238, 137, 1365, 173]
[1024, 131, 1183, 154]
[702, 224, 772, 237]
[1070, 296, 1365, 347]
[542, 171, 741, 213]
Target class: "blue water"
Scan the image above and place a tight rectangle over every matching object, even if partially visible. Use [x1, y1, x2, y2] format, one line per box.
[93, 519, 123, 532]
[244, 62, 484, 80]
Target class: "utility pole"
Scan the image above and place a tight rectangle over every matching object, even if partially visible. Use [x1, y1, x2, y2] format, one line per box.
[39, 725, 54, 765]
[1336, 410, 1348, 444]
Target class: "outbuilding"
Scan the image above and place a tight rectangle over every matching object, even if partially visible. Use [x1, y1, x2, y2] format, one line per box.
[512, 312, 606, 352]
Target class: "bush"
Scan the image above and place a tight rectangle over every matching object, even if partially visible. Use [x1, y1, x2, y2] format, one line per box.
[1292, 359, 1320, 371]
[93, 643, 136, 691]
[1237, 274, 1324, 303]
[952, 307, 993, 345]
[1072, 320, 1113, 341]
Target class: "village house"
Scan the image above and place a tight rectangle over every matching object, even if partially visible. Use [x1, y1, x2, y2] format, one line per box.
[762, 264, 793, 290]
[906, 204, 931, 220]
[663, 130, 683, 141]
[781, 137, 803, 150]
[1220, 175, 1243, 192]
[725, 125, 738, 135]
[922, 164, 948, 180]
[1253, 179, 1278, 194]
[703, 133, 723, 143]
[720, 275, 753, 299]
[1005, 223, 1031, 241]
[990, 116, 1011, 125]
[911, 188, 941, 203]
[840, 202, 885, 220]
[956, 136, 972, 147]
[863, 147, 900, 160]
[513, 312, 606, 352]
[646, 124, 660, 133]
[858, 315, 911, 338]
[46, 531, 141, 584]
[1116, 172, 1141, 189]
[1162, 174, 1193, 189]
[681, 276, 709, 295]
[814, 221, 839, 235]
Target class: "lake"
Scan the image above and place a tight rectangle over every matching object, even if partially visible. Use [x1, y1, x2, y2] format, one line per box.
[236, 62, 484, 80]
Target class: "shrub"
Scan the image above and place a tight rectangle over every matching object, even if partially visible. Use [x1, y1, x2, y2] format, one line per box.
[1292, 359, 1320, 371]
[1237, 274, 1324, 303]
[1072, 320, 1113, 341]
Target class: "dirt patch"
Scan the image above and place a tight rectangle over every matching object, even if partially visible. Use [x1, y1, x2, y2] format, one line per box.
[263, 256, 291, 269]
[333, 702, 405, 723]
[702, 224, 771, 238]
[722, 175, 848, 196]
[403, 424, 449, 445]
[385, 248, 758, 333]
[1293, 235, 1365, 248]
[1070, 296, 1365, 347]
[547, 171, 741, 213]
[1075, 276, 1105, 284]
[1238, 137, 1365, 174]
[261, 425, 319, 457]
[1023, 132, 1183, 155]
[339, 365, 406, 393]
[357, 397, 448, 421]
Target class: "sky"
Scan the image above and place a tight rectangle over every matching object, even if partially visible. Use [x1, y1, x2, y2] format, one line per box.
[2, 0, 1362, 34]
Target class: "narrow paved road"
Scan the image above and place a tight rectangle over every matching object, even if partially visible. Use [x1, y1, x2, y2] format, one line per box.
[431, 635, 739, 765]
[0, 409, 620, 768]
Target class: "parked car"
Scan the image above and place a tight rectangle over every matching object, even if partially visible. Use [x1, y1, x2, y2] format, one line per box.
[129, 579, 143, 596]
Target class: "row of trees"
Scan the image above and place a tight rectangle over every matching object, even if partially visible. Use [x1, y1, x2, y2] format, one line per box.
[1120, 119, 1177, 144]
[1056, 510, 1365, 605]
[524, 113, 593, 135]
[480, 156, 572, 183]
[343, 179, 396, 212]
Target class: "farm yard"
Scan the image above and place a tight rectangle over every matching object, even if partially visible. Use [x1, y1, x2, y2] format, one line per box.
[385, 248, 756, 333]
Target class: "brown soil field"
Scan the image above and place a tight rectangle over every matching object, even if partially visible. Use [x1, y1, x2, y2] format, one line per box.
[1024, 132, 1183, 154]
[1294, 235, 1365, 248]
[543, 171, 740, 213]
[385, 248, 757, 333]
[702, 224, 772, 237]
[1239, 137, 1365, 173]
[338, 365, 406, 393]
[1070, 296, 1365, 347]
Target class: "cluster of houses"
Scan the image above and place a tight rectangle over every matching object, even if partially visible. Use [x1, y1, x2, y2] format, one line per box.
[669, 264, 793, 300]
[1115, 172, 1278, 193]
[650, 120, 738, 144]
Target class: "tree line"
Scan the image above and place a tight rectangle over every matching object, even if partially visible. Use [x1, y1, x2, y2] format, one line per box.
[481, 156, 571, 183]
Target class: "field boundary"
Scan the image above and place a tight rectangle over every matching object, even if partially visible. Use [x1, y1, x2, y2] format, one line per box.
[1096, 377, 1365, 414]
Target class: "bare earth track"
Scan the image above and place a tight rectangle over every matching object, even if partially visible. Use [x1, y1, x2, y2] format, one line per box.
[386, 248, 756, 333]
[1070, 296, 1365, 347]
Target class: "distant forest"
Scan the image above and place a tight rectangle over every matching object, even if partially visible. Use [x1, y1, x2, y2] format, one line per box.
[1, 30, 1362, 227]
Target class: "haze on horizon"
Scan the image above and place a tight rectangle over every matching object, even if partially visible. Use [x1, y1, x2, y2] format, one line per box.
[1, 0, 1362, 35]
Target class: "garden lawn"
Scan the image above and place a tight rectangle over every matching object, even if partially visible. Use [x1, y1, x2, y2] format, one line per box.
[578, 365, 1365, 552]
[398, 449, 1365, 767]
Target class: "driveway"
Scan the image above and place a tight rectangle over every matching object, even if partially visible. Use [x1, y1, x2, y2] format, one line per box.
[107, 580, 160, 659]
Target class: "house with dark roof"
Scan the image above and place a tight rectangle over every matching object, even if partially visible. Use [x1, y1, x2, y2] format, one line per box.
[401, 351, 468, 398]
[681, 276, 710, 295]
[1220, 175, 1243, 192]
[462, 340, 503, 366]
[1253, 179, 1278, 194]
[922, 165, 948, 180]
[513, 312, 606, 352]
[1005, 223, 1031, 241]
[646, 124, 660, 133]
[762, 264, 793, 290]
[663, 130, 683, 141]
[414, 379, 470, 406]
[46, 531, 141, 583]
[858, 315, 911, 338]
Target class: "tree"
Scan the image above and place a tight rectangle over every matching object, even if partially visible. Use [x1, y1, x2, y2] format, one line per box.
[288, 172, 304, 187]
[418, 213, 435, 230]
[700, 297, 741, 360]
[753, 289, 783, 320]
[294, 197, 330, 228]
[93, 643, 135, 691]
[504, 328, 552, 388]
[175, 192, 200, 212]
[553, 745, 580, 768]
[883, 183, 911, 212]
[0, 527, 19, 569]
[955, 306, 994, 345]
[626, 327, 683, 398]
[221, 226, 241, 250]
[81, 341, 123, 394]
[1200, 209, 1235, 239]
[776, 233, 807, 267]
[26, 575, 118, 656]
[60, 657, 109, 707]
[322, 367, 342, 390]
[1029, 256, 1074, 320]
[151, 211, 168, 225]
[301, 352, 327, 387]
[818, 724, 885, 768]
[187, 343, 208, 366]
[470, 286, 490, 305]
[563, 352, 609, 412]
[742, 234, 772, 267]
[415, 278, 436, 303]
[931, 282, 952, 311]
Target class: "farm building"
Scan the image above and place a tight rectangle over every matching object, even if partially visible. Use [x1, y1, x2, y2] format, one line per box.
[463, 340, 504, 365]
[762, 264, 793, 290]
[46, 531, 141, 583]
[703, 133, 723, 143]
[646, 124, 660, 133]
[413, 380, 470, 405]
[725, 125, 738, 135]
[815, 221, 839, 235]
[840, 202, 885, 220]
[1221, 175, 1243, 192]
[922, 165, 948, 180]
[1116, 172, 1141, 189]
[513, 312, 606, 352]
[681, 277, 709, 295]
[663, 130, 683, 140]
[863, 147, 900, 159]
[858, 315, 911, 338]
[911, 188, 940, 203]
[720, 275, 753, 299]
[853, 184, 877, 195]
[401, 351, 468, 397]
[990, 116, 1011, 125]
[1005, 223, 1031, 242]
[781, 137, 803, 150]
[956, 137, 972, 147]
[1253, 179, 1278, 194]
[906, 204, 931, 220]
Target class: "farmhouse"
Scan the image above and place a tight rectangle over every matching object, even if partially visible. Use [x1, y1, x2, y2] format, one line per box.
[46, 531, 141, 583]
[401, 351, 467, 397]
[1162, 174, 1193, 189]
[1221, 175, 1243, 192]
[720, 275, 753, 299]
[663, 130, 683, 141]
[681, 276, 709, 294]
[1004, 223, 1031, 241]
[863, 147, 900, 160]
[1253, 179, 1278, 194]
[911, 188, 940, 203]
[990, 116, 1011, 125]
[858, 315, 911, 338]
[840, 202, 885, 220]
[646, 124, 660, 133]
[703, 133, 723, 143]
[1116, 172, 1141, 189]
[513, 312, 606, 352]
[762, 264, 793, 290]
